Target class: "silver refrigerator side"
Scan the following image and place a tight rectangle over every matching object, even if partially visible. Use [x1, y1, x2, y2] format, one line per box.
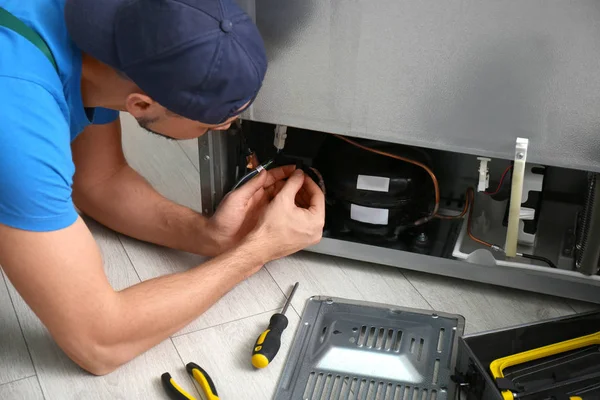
[247, 0, 600, 173]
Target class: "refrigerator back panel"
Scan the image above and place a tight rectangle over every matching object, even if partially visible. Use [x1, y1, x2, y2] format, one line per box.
[247, 0, 600, 172]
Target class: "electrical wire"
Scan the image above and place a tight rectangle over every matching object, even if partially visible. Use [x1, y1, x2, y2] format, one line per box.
[484, 164, 513, 196]
[465, 188, 499, 249]
[466, 187, 556, 268]
[438, 165, 513, 219]
[231, 159, 274, 190]
[517, 252, 558, 269]
[332, 134, 439, 225]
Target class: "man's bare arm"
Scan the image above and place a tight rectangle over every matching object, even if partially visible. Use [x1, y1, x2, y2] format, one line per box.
[71, 118, 219, 255]
[0, 217, 263, 375]
[0, 169, 323, 375]
[71, 119, 295, 256]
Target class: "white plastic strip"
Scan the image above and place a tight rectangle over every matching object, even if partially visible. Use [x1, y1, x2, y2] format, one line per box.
[350, 204, 389, 225]
[477, 157, 491, 192]
[356, 175, 390, 192]
[505, 137, 528, 257]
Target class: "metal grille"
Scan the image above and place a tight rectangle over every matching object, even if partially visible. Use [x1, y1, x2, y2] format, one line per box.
[302, 372, 441, 400]
[274, 297, 464, 400]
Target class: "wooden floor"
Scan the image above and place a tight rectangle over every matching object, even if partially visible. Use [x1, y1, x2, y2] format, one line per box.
[1, 114, 597, 400]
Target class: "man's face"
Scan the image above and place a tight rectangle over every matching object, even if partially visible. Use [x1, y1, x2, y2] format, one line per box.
[138, 110, 239, 140]
[125, 93, 245, 140]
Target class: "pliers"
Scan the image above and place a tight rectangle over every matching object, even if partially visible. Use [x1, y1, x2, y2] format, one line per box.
[161, 362, 220, 400]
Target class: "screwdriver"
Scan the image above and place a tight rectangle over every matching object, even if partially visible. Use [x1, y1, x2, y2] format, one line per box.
[251, 282, 299, 369]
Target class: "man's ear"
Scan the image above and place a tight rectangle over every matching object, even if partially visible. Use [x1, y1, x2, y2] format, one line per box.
[125, 93, 157, 119]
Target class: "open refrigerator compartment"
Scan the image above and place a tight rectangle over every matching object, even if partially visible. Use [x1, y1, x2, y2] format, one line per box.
[198, 121, 600, 301]
[229, 121, 597, 275]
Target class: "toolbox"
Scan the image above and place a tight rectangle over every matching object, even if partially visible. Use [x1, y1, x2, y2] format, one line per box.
[273, 296, 600, 400]
[455, 308, 600, 400]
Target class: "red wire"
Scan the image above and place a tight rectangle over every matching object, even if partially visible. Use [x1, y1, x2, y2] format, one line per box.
[467, 188, 494, 248]
[485, 165, 513, 195]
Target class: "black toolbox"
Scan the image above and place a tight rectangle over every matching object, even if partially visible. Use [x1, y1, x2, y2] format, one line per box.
[454, 310, 600, 400]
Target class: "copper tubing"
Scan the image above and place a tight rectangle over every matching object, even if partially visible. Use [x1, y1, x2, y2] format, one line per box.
[466, 188, 495, 248]
[246, 152, 259, 169]
[432, 187, 494, 247]
[436, 189, 470, 220]
[332, 135, 499, 247]
[332, 134, 439, 225]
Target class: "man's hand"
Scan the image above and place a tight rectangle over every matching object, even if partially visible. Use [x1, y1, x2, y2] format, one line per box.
[72, 118, 310, 258]
[206, 165, 297, 254]
[242, 169, 326, 264]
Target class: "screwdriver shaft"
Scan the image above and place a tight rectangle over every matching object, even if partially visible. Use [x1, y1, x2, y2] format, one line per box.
[281, 282, 299, 315]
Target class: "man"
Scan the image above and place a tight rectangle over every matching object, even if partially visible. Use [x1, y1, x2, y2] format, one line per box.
[0, 0, 325, 376]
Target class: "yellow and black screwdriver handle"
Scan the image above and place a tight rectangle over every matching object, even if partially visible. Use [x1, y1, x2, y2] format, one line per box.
[161, 362, 219, 400]
[251, 312, 288, 369]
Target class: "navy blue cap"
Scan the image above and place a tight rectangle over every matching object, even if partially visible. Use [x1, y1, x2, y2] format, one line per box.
[64, 0, 268, 125]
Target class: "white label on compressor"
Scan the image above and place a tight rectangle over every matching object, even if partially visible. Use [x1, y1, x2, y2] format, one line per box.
[350, 204, 389, 225]
[356, 175, 390, 192]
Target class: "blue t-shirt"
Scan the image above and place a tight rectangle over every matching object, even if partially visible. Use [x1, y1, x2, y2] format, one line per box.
[0, 0, 119, 232]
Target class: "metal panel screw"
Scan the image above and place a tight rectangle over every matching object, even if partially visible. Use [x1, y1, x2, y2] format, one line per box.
[204, 155, 211, 161]
[516, 152, 524, 159]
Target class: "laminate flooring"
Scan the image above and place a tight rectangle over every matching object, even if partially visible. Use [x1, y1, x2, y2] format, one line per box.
[0, 114, 597, 399]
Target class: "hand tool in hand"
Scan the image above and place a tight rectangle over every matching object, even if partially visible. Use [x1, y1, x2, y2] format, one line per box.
[161, 362, 219, 400]
[251, 282, 299, 369]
